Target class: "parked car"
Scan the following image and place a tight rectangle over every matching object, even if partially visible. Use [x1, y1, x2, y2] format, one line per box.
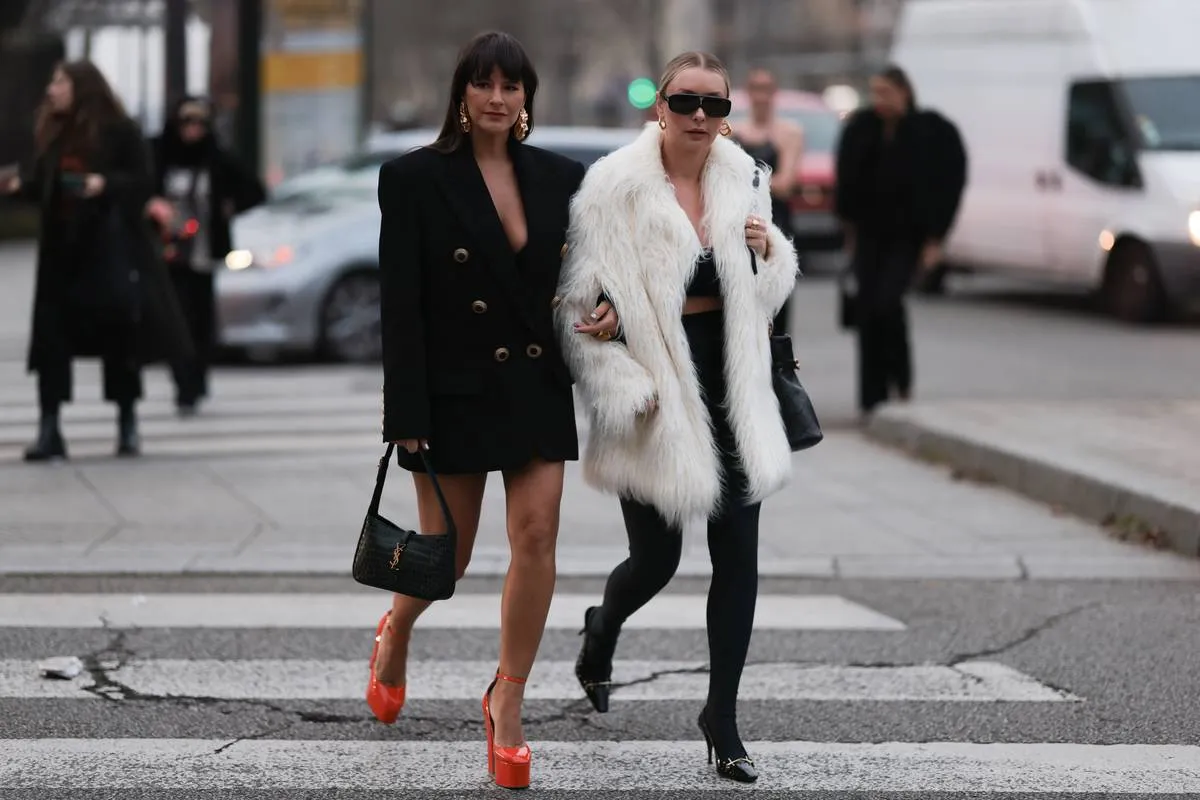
[216, 126, 640, 363]
[728, 89, 844, 250]
[892, 0, 1200, 322]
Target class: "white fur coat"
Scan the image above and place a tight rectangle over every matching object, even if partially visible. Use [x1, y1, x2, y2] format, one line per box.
[555, 124, 800, 526]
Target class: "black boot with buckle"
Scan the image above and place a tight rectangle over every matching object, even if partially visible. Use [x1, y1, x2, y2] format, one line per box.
[575, 606, 617, 713]
[698, 706, 758, 783]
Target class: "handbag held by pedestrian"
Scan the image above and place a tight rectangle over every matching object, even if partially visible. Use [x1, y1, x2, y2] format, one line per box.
[352, 443, 457, 601]
[750, 168, 824, 452]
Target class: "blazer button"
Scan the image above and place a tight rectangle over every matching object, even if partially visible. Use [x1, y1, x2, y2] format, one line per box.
[494, 347, 510, 362]
[471, 300, 488, 314]
[560, 243, 568, 258]
[526, 343, 543, 359]
[453, 247, 469, 263]
[550, 295, 562, 310]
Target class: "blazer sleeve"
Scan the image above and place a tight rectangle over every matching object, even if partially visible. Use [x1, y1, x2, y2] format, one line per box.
[752, 165, 800, 317]
[556, 173, 657, 441]
[378, 157, 430, 442]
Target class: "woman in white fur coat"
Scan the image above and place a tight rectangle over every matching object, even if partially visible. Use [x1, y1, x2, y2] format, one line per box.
[555, 51, 798, 783]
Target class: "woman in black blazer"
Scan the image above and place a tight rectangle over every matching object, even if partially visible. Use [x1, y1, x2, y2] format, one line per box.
[365, 31, 617, 790]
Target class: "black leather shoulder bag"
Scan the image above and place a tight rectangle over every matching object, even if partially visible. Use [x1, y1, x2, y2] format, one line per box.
[352, 443, 458, 601]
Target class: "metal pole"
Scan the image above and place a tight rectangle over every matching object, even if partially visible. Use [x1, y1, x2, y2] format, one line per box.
[235, 0, 262, 176]
[358, 0, 373, 143]
[164, 0, 187, 106]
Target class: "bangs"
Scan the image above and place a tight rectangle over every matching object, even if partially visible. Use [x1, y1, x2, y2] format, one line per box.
[460, 33, 534, 86]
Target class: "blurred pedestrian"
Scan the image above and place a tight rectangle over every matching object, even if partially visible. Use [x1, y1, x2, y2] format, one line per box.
[559, 51, 799, 784]
[366, 31, 619, 791]
[834, 65, 966, 418]
[2, 61, 191, 461]
[731, 66, 804, 336]
[148, 95, 265, 416]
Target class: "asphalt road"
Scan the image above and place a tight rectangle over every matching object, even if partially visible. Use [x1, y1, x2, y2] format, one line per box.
[2, 574, 1199, 798]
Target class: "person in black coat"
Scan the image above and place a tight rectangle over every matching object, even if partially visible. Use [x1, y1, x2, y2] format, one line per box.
[147, 95, 265, 415]
[362, 32, 618, 791]
[2, 61, 192, 461]
[834, 65, 967, 417]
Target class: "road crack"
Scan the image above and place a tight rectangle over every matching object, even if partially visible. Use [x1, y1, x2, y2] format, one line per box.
[945, 602, 1101, 666]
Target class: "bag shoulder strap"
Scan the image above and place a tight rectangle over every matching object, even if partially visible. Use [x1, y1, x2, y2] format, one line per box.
[369, 443, 457, 535]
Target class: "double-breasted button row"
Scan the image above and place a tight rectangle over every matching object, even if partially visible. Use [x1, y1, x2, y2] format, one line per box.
[453, 247, 469, 263]
[471, 300, 488, 314]
[492, 344, 545, 362]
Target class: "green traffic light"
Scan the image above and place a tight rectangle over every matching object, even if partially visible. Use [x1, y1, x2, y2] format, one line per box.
[627, 77, 657, 109]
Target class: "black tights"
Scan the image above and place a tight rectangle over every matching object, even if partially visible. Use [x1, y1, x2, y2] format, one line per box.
[594, 495, 762, 747]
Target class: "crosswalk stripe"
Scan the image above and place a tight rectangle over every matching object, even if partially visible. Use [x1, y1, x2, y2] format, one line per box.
[0, 593, 907, 631]
[4, 739, 1198, 792]
[0, 658, 1076, 703]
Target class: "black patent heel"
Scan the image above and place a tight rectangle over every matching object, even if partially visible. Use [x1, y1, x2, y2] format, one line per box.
[697, 708, 758, 783]
[575, 606, 614, 713]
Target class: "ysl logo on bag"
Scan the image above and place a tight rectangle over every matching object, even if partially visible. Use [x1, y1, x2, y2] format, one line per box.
[389, 542, 406, 570]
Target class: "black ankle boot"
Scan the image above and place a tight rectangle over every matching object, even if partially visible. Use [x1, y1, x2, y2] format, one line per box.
[698, 707, 757, 783]
[116, 404, 140, 457]
[23, 408, 67, 462]
[575, 606, 617, 713]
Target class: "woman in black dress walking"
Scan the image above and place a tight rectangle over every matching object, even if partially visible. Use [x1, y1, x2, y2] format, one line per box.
[365, 32, 618, 791]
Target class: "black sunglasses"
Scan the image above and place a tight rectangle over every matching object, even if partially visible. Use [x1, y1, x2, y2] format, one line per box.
[662, 92, 732, 118]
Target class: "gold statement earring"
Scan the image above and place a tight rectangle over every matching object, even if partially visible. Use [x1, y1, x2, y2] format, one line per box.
[658, 116, 667, 130]
[514, 108, 529, 141]
[458, 101, 471, 133]
[719, 121, 733, 137]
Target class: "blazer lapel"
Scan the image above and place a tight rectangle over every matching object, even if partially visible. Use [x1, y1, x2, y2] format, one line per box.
[433, 145, 542, 333]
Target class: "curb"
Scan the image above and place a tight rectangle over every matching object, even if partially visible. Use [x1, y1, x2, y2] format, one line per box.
[864, 410, 1200, 560]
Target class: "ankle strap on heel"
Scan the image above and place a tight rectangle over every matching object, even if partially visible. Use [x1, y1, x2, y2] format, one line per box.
[495, 671, 527, 685]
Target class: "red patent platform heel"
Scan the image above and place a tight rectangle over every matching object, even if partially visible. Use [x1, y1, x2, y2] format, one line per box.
[482, 671, 531, 789]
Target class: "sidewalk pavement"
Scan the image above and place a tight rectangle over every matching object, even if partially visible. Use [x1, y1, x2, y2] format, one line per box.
[2, 386, 1196, 580]
[867, 401, 1200, 560]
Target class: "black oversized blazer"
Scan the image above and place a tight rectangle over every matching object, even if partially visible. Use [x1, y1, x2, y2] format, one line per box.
[377, 138, 587, 461]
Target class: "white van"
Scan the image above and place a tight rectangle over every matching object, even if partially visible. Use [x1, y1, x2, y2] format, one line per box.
[891, 0, 1200, 321]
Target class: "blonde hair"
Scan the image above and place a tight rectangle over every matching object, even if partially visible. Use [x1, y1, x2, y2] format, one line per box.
[658, 51, 731, 96]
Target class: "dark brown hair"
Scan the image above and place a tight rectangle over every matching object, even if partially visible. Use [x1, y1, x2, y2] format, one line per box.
[878, 64, 917, 111]
[34, 60, 128, 156]
[430, 31, 538, 154]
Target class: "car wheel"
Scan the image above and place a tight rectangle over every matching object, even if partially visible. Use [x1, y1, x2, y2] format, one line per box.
[1102, 241, 1167, 323]
[320, 270, 382, 362]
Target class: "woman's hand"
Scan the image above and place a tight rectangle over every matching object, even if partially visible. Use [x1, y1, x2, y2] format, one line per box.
[146, 197, 175, 228]
[82, 173, 106, 198]
[745, 215, 770, 259]
[574, 299, 620, 342]
[920, 239, 943, 271]
[393, 438, 429, 454]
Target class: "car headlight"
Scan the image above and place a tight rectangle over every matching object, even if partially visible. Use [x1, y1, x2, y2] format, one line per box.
[1189, 211, 1200, 247]
[225, 245, 298, 270]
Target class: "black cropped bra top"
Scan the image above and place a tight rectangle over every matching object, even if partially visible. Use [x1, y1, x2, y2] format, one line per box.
[686, 249, 720, 297]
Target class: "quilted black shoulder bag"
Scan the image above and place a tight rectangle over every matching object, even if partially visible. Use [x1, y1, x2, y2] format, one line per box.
[352, 443, 457, 601]
[752, 167, 824, 452]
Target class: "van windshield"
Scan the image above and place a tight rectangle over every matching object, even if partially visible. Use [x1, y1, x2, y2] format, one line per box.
[1121, 76, 1200, 151]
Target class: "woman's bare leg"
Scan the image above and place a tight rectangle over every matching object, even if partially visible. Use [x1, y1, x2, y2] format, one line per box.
[488, 458, 564, 747]
[374, 471, 487, 686]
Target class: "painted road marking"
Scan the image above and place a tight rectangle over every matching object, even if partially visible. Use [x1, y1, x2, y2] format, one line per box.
[0, 593, 906, 631]
[0, 659, 1076, 702]
[3, 739, 1196, 792]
